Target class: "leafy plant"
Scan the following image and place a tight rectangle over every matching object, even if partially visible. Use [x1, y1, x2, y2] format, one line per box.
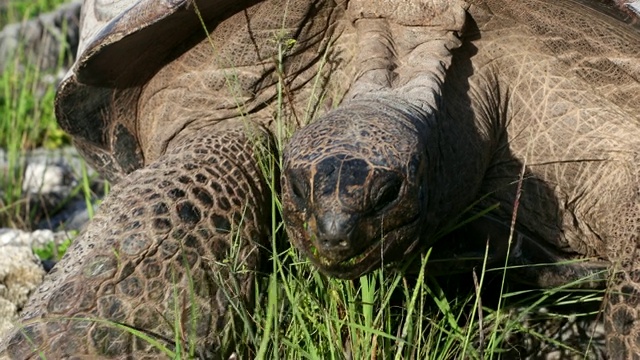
[32, 236, 73, 261]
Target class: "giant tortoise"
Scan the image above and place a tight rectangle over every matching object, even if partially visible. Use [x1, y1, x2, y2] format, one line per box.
[1, 0, 639, 358]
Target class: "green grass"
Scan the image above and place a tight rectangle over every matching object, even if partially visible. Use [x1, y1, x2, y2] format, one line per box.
[231, 239, 606, 359]
[32, 236, 73, 261]
[2, 2, 607, 359]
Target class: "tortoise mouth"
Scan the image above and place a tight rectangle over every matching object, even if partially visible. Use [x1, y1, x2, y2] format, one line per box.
[299, 214, 422, 279]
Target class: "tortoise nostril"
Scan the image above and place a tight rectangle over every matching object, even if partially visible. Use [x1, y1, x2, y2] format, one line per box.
[320, 237, 349, 249]
[316, 213, 355, 250]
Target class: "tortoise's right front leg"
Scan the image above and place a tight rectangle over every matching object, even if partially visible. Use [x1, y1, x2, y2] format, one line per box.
[0, 124, 273, 359]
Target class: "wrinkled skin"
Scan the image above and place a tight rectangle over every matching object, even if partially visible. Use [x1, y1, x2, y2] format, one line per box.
[1, 0, 639, 359]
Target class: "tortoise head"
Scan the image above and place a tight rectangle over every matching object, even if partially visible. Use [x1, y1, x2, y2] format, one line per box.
[282, 100, 431, 279]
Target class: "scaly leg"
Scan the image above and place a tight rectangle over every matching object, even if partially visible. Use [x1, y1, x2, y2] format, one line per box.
[605, 187, 640, 360]
[0, 123, 273, 358]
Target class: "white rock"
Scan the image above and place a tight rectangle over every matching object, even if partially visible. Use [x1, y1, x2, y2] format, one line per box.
[0, 228, 70, 250]
[22, 162, 73, 195]
[0, 245, 45, 338]
[0, 229, 32, 247]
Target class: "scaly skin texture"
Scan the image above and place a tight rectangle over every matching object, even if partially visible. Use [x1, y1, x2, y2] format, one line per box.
[3, 124, 271, 359]
[464, 2, 640, 357]
[1, 0, 639, 358]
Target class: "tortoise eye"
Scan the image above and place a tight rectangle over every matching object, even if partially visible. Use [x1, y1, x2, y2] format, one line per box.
[373, 177, 402, 213]
[289, 176, 309, 201]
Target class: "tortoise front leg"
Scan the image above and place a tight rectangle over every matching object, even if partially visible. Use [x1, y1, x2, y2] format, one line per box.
[605, 187, 640, 360]
[0, 124, 273, 358]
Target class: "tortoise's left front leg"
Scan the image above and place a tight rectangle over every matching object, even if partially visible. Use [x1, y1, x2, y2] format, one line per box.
[0, 123, 273, 359]
[604, 183, 640, 360]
